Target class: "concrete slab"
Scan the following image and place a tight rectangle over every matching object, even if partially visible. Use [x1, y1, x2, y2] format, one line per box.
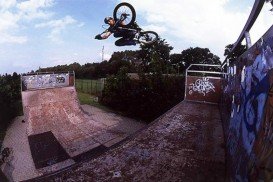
[45, 101, 226, 181]
[21, 87, 125, 159]
[1, 100, 145, 181]
[1, 116, 41, 181]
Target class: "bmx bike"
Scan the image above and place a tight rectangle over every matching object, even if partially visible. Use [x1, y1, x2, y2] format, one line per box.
[112, 2, 158, 45]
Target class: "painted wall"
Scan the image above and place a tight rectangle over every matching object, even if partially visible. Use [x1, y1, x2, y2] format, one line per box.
[21, 73, 74, 91]
[221, 25, 273, 181]
[185, 76, 222, 103]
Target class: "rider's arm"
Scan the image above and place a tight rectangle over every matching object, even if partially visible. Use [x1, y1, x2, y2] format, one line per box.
[95, 30, 112, 40]
[120, 21, 126, 26]
[101, 31, 112, 39]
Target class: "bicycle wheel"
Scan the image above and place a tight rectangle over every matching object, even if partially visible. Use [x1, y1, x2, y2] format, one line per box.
[138, 31, 158, 44]
[113, 2, 136, 27]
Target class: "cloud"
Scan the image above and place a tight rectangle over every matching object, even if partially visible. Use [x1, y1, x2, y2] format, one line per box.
[17, 0, 54, 20]
[0, 0, 17, 11]
[78, 22, 85, 27]
[249, 3, 273, 45]
[0, 33, 27, 44]
[141, 24, 167, 34]
[0, 0, 55, 44]
[17, 0, 54, 12]
[117, 0, 260, 59]
[35, 15, 79, 43]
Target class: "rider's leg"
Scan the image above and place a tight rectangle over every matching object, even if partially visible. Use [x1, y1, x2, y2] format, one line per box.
[115, 38, 136, 46]
[124, 29, 137, 39]
[114, 32, 123, 38]
[114, 29, 136, 38]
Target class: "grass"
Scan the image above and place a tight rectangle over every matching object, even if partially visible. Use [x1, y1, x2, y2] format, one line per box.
[77, 92, 113, 112]
[75, 78, 109, 111]
[75, 79, 104, 95]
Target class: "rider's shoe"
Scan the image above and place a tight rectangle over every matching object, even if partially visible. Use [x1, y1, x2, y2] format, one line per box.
[124, 38, 137, 46]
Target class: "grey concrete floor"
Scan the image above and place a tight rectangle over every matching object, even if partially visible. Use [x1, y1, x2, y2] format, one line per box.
[0, 105, 145, 181]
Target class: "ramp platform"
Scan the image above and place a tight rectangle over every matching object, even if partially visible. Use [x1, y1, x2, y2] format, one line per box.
[37, 66, 226, 181]
[43, 100, 225, 181]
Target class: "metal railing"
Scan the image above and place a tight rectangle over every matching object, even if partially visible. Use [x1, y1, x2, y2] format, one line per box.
[186, 64, 225, 77]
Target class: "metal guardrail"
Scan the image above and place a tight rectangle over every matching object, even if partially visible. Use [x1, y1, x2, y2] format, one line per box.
[186, 64, 226, 77]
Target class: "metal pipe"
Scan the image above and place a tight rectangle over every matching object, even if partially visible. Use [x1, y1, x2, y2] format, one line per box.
[187, 70, 226, 75]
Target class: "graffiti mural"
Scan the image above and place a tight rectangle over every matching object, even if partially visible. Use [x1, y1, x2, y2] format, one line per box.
[22, 73, 74, 91]
[185, 76, 222, 103]
[221, 26, 273, 181]
[188, 77, 215, 96]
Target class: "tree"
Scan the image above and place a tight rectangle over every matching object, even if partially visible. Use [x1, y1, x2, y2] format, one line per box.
[181, 47, 221, 69]
[138, 38, 173, 73]
[0, 73, 21, 130]
[170, 53, 186, 74]
[224, 43, 246, 64]
[108, 51, 138, 74]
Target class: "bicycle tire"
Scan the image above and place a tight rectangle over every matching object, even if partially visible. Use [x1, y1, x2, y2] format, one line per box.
[113, 2, 136, 27]
[138, 31, 159, 44]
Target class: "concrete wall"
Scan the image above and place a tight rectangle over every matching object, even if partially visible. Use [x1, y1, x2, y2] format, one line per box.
[221, 25, 273, 181]
[21, 72, 74, 91]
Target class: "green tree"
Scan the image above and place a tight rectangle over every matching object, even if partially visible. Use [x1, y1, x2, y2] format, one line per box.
[138, 38, 173, 73]
[0, 73, 22, 131]
[170, 53, 186, 74]
[181, 47, 221, 69]
[224, 43, 246, 63]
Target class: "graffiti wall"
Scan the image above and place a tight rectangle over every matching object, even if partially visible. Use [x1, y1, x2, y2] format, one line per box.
[221, 25, 273, 181]
[21, 73, 74, 91]
[185, 76, 222, 103]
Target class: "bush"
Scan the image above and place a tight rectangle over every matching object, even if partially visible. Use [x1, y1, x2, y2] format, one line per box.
[0, 73, 22, 131]
[100, 69, 185, 122]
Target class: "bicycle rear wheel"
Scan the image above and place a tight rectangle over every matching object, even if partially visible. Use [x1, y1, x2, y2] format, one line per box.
[138, 31, 158, 44]
[113, 2, 136, 27]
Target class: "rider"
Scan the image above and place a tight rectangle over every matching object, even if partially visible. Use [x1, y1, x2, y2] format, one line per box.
[95, 16, 140, 46]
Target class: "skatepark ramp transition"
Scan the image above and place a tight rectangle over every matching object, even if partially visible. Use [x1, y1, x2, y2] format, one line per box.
[0, 68, 226, 181]
[19, 72, 130, 179]
[21, 66, 226, 181]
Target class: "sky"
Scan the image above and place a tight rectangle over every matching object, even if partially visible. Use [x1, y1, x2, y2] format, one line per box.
[0, 0, 272, 74]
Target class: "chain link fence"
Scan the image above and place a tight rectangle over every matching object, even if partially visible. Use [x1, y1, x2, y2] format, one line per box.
[75, 78, 105, 96]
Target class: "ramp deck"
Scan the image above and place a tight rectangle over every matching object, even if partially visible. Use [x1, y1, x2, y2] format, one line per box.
[44, 101, 225, 181]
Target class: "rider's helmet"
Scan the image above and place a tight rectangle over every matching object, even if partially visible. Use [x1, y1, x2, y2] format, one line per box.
[104, 17, 113, 24]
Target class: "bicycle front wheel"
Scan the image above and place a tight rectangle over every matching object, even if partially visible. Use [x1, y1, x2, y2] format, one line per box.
[113, 2, 136, 27]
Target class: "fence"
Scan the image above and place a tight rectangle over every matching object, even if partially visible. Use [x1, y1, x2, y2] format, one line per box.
[75, 78, 105, 96]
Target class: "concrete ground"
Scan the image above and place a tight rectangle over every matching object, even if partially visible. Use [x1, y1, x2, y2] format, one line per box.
[46, 101, 226, 181]
[0, 105, 145, 182]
